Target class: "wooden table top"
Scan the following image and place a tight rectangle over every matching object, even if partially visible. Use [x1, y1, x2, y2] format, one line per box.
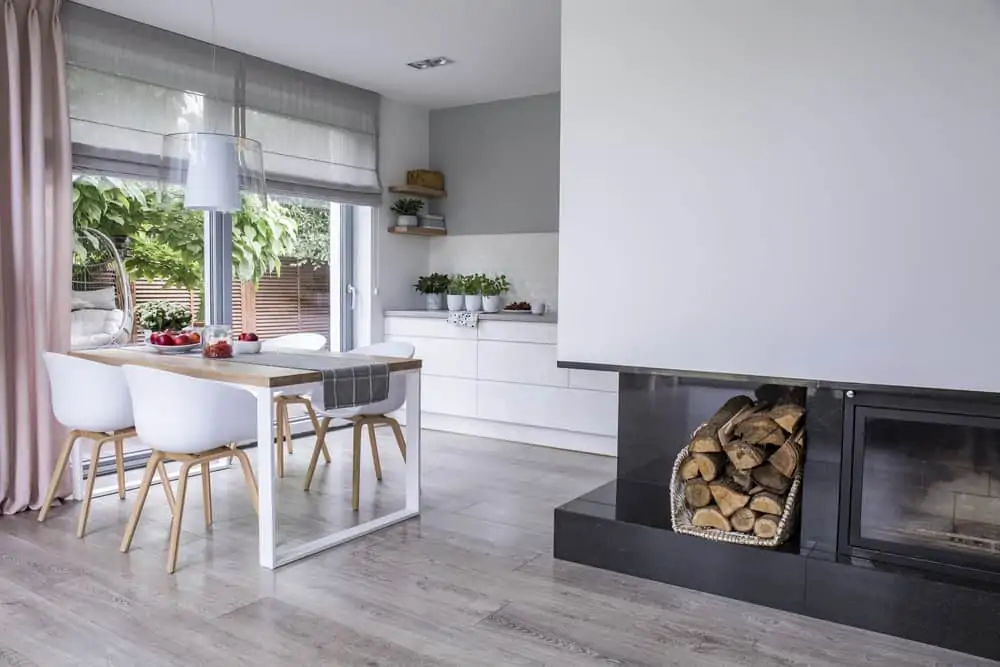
[71, 347, 422, 389]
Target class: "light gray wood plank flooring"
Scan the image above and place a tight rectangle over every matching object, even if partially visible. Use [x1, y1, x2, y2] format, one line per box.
[0, 429, 994, 666]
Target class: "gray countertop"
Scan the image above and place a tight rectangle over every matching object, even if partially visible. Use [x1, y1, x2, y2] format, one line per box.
[385, 309, 558, 324]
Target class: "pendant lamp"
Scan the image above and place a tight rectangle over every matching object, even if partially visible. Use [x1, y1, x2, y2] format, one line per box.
[161, 132, 266, 212]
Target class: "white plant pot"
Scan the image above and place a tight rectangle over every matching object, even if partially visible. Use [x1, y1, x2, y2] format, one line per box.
[397, 215, 418, 227]
[425, 293, 444, 311]
[447, 294, 465, 311]
[465, 294, 483, 312]
[482, 295, 502, 313]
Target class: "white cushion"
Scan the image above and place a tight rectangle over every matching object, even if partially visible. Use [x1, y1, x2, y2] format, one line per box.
[71, 287, 117, 311]
[71, 309, 127, 349]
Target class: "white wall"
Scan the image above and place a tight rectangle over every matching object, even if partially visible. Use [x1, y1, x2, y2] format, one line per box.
[428, 232, 558, 309]
[357, 97, 430, 345]
[559, 0, 1000, 392]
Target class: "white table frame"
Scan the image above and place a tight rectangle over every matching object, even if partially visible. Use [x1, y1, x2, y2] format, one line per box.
[251, 368, 422, 569]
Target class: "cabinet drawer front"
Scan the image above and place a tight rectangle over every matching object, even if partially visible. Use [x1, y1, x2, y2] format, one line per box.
[478, 340, 568, 387]
[568, 369, 619, 393]
[477, 320, 557, 345]
[477, 381, 618, 436]
[385, 316, 477, 340]
[421, 376, 478, 417]
[386, 335, 477, 378]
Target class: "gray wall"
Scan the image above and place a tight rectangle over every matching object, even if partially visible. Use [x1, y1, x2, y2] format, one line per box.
[429, 93, 559, 235]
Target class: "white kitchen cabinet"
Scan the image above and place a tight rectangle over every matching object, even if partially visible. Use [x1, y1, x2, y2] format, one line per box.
[384, 313, 618, 456]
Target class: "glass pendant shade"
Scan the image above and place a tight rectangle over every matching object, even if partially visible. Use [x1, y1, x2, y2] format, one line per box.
[160, 133, 266, 212]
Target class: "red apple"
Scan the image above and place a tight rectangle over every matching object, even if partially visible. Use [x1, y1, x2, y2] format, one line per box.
[172, 333, 192, 346]
[156, 334, 174, 346]
[243, 332, 259, 342]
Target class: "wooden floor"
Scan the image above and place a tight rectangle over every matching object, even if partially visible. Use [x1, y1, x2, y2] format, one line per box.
[0, 429, 995, 666]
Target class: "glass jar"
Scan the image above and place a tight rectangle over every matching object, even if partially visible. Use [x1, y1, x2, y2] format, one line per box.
[202, 324, 233, 359]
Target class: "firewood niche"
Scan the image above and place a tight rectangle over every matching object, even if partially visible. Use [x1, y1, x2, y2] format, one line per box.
[675, 386, 805, 546]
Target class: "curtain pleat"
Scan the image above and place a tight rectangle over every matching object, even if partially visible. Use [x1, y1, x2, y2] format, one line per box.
[0, 0, 72, 514]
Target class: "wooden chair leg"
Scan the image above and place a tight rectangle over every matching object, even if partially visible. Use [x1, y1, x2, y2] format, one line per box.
[351, 420, 363, 511]
[387, 417, 407, 461]
[275, 401, 286, 478]
[231, 448, 259, 515]
[157, 460, 176, 513]
[201, 462, 213, 528]
[38, 430, 80, 523]
[284, 401, 294, 455]
[114, 437, 126, 500]
[367, 421, 383, 481]
[306, 406, 332, 464]
[303, 428, 326, 492]
[78, 436, 113, 538]
[167, 462, 193, 574]
[120, 451, 163, 553]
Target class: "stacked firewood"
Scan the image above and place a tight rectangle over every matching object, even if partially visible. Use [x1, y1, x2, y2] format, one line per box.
[679, 389, 805, 539]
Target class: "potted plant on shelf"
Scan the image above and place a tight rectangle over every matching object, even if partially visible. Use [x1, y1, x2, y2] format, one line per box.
[464, 273, 485, 312]
[447, 274, 466, 311]
[481, 274, 510, 313]
[413, 272, 450, 310]
[390, 198, 424, 227]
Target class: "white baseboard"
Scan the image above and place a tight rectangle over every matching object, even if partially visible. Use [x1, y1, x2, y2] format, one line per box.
[392, 411, 617, 457]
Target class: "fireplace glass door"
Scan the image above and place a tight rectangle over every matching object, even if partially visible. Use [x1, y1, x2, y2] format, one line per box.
[850, 404, 1000, 572]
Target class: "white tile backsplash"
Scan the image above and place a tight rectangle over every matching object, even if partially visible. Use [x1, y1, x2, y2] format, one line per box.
[428, 232, 558, 310]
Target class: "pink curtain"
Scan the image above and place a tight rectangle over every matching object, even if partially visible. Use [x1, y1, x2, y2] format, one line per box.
[0, 0, 71, 514]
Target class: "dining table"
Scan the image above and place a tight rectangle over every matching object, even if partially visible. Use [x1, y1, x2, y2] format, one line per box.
[70, 345, 423, 569]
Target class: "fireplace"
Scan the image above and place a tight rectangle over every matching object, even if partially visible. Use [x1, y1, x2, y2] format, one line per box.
[842, 391, 1000, 575]
[554, 369, 1000, 662]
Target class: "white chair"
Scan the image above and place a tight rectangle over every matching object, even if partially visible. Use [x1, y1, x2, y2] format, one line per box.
[39, 352, 174, 537]
[120, 364, 259, 574]
[304, 341, 416, 511]
[261, 332, 330, 477]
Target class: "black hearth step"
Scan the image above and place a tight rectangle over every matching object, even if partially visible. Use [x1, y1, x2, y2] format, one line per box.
[555, 480, 1000, 663]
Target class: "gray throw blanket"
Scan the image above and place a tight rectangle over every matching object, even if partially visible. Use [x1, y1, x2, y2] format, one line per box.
[231, 351, 390, 410]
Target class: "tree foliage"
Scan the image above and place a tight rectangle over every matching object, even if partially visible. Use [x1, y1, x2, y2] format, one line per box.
[72, 176, 327, 290]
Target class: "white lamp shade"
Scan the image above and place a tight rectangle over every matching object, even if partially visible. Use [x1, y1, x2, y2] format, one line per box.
[160, 133, 266, 213]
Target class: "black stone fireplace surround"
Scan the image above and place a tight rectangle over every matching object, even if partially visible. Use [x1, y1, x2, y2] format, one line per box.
[554, 368, 1000, 662]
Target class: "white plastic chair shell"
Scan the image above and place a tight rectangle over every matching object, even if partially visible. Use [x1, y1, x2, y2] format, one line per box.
[122, 365, 257, 453]
[319, 341, 416, 419]
[43, 352, 134, 432]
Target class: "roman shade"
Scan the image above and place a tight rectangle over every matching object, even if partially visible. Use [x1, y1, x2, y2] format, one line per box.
[62, 2, 381, 205]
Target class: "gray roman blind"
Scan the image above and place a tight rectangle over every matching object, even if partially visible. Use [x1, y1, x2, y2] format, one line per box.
[62, 2, 381, 205]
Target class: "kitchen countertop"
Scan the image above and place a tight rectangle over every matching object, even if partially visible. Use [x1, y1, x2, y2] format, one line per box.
[385, 309, 558, 324]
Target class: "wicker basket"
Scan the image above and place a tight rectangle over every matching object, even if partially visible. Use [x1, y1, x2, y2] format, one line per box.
[669, 440, 802, 548]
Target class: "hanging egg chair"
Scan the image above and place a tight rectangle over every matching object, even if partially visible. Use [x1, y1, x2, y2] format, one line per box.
[71, 228, 133, 350]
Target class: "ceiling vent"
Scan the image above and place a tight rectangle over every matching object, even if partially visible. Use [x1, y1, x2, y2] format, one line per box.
[407, 56, 454, 70]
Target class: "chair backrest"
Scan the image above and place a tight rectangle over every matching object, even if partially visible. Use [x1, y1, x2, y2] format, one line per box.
[261, 333, 327, 352]
[122, 365, 257, 453]
[43, 352, 134, 432]
[351, 341, 416, 415]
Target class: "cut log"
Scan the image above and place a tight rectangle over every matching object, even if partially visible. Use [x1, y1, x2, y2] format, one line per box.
[680, 456, 702, 481]
[684, 479, 712, 508]
[748, 485, 765, 495]
[726, 464, 754, 492]
[794, 428, 805, 447]
[692, 506, 732, 532]
[735, 414, 787, 446]
[752, 463, 791, 495]
[769, 437, 803, 478]
[689, 395, 755, 453]
[691, 453, 725, 482]
[724, 439, 767, 470]
[731, 507, 758, 532]
[769, 404, 805, 433]
[753, 514, 781, 539]
[709, 481, 750, 518]
[748, 491, 785, 515]
[755, 384, 806, 407]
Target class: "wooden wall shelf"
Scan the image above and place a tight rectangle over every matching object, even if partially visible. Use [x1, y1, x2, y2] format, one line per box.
[388, 226, 446, 237]
[388, 184, 447, 199]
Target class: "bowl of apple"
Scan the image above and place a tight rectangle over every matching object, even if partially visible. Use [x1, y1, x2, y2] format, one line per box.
[233, 332, 261, 355]
[146, 329, 202, 354]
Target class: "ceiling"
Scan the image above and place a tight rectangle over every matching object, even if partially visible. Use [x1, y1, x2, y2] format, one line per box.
[74, 0, 561, 109]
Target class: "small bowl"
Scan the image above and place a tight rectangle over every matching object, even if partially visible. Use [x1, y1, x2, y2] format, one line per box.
[233, 340, 262, 355]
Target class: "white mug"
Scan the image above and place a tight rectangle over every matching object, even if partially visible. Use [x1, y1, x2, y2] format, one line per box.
[530, 301, 545, 315]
